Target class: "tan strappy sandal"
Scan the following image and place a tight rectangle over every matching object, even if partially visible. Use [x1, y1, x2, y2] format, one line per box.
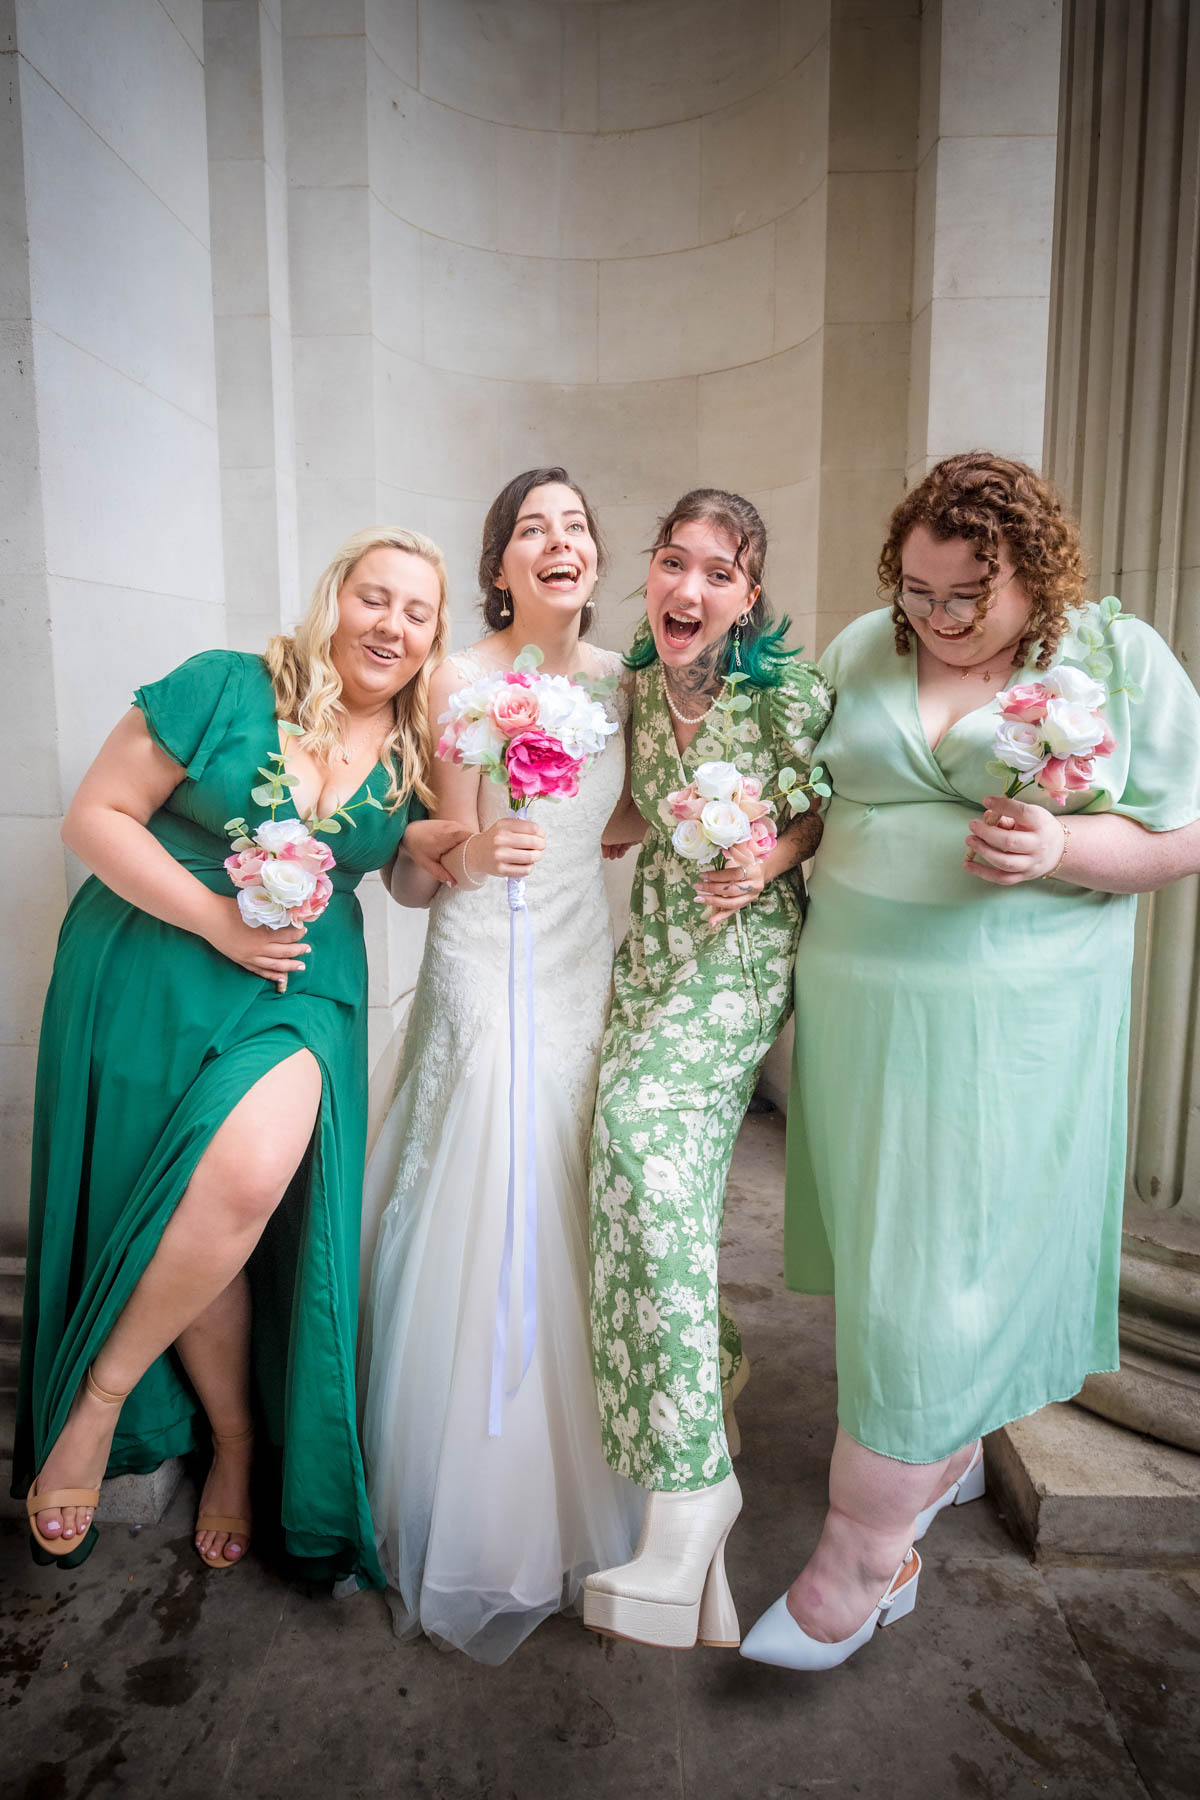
[195, 1424, 253, 1570]
[27, 1367, 129, 1565]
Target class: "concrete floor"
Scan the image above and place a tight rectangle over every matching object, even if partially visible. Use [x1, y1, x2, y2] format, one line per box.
[3, 1113, 1198, 1800]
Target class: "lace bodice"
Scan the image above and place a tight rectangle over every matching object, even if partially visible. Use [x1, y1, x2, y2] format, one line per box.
[386, 644, 630, 1191]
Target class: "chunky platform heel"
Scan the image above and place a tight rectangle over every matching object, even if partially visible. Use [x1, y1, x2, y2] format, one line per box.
[583, 1470, 743, 1650]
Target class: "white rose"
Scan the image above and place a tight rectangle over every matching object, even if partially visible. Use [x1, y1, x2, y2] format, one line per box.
[253, 818, 310, 854]
[700, 799, 752, 849]
[237, 884, 291, 929]
[693, 760, 743, 801]
[454, 714, 507, 764]
[1043, 664, 1107, 710]
[672, 818, 716, 863]
[1042, 696, 1106, 759]
[260, 859, 318, 909]
[993, 718, 1049, 774]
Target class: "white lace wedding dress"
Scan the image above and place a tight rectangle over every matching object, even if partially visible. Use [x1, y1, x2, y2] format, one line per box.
[357, 644, 642, 1663]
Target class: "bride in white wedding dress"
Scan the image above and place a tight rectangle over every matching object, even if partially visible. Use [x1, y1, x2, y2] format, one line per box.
[357, 469, 643, 1663]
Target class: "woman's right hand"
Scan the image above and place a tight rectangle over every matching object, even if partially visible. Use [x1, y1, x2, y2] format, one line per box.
[204, 896, 312, 984]
[472, 816, 546, 879]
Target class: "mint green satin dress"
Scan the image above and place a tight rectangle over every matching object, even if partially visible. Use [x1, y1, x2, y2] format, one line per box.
[785, 605, 1200, 1462]
[15, 649, 419, 1585]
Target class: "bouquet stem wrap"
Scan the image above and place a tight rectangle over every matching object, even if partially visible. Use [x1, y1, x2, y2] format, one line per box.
[489, 805, 539, 1437]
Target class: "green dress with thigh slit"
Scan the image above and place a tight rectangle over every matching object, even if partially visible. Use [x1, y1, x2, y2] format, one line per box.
[785, 604, 1200, 1463]
[14, 649, 420, 1586]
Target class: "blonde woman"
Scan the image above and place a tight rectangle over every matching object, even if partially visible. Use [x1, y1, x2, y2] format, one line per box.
[15, 528, 466, 1587]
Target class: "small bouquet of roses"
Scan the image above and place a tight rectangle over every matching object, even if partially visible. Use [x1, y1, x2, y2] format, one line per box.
[436, 644, 618, 808]
[988, 594, 1142, 805]
[222, 817, 335, 928]
[223, 720, 384, 929]
[665, 672, 830, 867]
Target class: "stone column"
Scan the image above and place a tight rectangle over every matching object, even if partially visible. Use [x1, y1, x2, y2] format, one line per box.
[1044, 0, 1200, 1452]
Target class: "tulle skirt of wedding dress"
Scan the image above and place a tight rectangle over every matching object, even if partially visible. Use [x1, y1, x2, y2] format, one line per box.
[358, 1024, 643, 1665]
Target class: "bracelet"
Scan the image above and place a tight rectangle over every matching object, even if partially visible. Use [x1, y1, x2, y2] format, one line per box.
[1040, 821, 1071, 880]
[459, 832, 486, 889]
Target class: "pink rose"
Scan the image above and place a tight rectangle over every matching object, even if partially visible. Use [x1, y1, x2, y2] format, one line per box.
[281, 834, 335, 875]
[1038, 755, 1095, 804]
[489, 685, 541, 737]
[436, 727, 461, 763]
[504, 671, 532, 687]
[225, 848, 267, 887]
[667, 783, 705, 821]
[748, 817, 778, 858]
[741, 797, 772, 822]
[290, 871, 333, 924]
[738, 775, 763, 802]
[1095, 721, 1116, 759]
[1000, 682, 1052, 723]
[505, 728, 582, 799]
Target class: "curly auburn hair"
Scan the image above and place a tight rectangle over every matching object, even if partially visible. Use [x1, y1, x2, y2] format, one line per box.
[878, 453, 1086, 671]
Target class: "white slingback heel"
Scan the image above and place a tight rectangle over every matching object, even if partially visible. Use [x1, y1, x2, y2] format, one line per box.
[913, 1439, 985, 1540]
[740, 1548, 921, 1672]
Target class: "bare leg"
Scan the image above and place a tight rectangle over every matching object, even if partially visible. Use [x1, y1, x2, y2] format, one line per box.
[176, 1272, 254, 1564]
[785, 1426, 978, 1642]
[33, 1050, 321, 1543]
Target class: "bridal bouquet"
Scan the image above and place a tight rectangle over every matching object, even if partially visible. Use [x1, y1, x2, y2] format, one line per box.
[435, 645, 617, 804]
[666, 674, 830, 867]
[988, 599, 1136, 805]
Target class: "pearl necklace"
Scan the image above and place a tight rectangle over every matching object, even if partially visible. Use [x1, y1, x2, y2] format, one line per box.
[662, 666, 721, 726]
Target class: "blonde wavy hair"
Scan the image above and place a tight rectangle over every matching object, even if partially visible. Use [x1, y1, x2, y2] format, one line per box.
[265, 526, 449, 811]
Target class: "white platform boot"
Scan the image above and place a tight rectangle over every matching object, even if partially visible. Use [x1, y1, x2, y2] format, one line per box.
[583, 1470, 742, 1649]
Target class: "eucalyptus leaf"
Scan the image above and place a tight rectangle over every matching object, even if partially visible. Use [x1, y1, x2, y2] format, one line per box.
[223, 817, 247, 833]
[279, 720, 304, 736]
[256, 765, 280, 780]
[729, 694, 752, 712]
[337, 809, 359, 827]
[777, 766, 797, 789]
[985, 759, 1011, 778]
[1100, 594, 1121, 619]
[1123, 680, 1144, 703]
[1085, 650, 1113, 678]
[364, 791, 384, 809]
[813, 782, 832, 798]
[317, 817, 341, 834]
[250, 783, 276, 805]
[790, 791, 810, 814]
[280, 774, 301, 788]
[231, 836, 254, 852]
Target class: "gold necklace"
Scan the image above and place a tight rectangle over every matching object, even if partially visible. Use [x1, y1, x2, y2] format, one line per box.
[661, 666, 720, 726]
[337, 705, 394, 764]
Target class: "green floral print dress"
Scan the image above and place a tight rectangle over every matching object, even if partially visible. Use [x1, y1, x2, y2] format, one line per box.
[589, 642, 832, 1492]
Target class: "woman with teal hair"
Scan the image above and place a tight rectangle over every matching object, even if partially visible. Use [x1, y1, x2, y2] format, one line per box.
[584, 488, 832, 1650]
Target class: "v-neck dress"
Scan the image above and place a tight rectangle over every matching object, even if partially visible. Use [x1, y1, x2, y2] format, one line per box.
[590, 647, 832, 1491]
[784, 604, 1200, 1463]
[14, 649, 419, 1586]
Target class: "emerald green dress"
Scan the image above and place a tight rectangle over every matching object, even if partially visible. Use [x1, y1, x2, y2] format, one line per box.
[14, 649, 419, 1587]
[785, 604, 1200, 1463]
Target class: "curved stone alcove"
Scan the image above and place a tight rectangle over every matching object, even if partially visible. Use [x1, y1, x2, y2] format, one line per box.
[284, 0, 830, 653]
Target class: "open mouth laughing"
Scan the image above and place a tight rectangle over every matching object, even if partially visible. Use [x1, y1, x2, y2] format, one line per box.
[537, 563, 581, 592]
[663, 611, 702, 649]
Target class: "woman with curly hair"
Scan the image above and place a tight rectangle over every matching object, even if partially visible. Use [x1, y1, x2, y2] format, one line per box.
[15, 527, 464, 1585]
[741, 452, 1200, 1672]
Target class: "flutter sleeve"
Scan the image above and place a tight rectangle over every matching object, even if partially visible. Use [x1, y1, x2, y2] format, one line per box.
[132, 648, 247, 782]
[766, 658, 835, 778]
[1099, 617, 1200, 831]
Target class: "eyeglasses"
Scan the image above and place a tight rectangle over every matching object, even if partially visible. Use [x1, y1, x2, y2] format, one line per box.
[897, 569, 1016, 623]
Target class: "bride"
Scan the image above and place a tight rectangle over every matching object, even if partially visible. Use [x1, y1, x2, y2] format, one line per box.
[356, 467, 643, 1662]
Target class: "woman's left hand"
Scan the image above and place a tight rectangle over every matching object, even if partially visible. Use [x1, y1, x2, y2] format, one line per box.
[965, 794, 1069, 884]
[695, 841, 766, 927]
[402, 818, 474, 885]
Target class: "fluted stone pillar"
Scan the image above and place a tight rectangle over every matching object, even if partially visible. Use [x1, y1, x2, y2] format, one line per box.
[1044, 0, 1200, 1453]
